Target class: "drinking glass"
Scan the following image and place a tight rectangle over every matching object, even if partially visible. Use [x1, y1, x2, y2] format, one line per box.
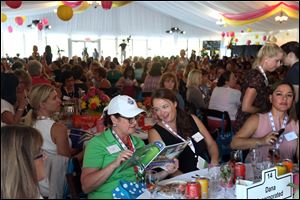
[230, 150, 243, 163]
[208, 164, 221, 194]
[145, 170, 159, 199]
[248, 148, 261, 182]
[268, 146, 280, 165]
[220, 163, 234, 198]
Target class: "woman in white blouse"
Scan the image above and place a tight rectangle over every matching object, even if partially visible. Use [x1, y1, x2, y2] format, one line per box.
[209, 71, 241, 123]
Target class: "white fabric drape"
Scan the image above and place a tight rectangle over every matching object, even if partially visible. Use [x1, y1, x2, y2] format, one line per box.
[1, 2, 216, 38]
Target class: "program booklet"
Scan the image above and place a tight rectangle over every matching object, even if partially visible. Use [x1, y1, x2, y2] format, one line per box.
[117, 140, 188, 172]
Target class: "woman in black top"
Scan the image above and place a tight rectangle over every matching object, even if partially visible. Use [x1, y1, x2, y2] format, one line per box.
[148, 88, 219, 175]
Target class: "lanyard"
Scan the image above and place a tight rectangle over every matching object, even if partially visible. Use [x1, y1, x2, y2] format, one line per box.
[111, 129, 139, 179]
[161, 121, 195, 154]
[257, 66, 268, 86]
[268, 112, 288, 148]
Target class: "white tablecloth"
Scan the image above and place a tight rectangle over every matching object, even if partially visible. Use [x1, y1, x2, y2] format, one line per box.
[138, 164, 254, 199]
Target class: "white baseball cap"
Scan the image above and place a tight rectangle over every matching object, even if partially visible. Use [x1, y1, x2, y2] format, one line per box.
[106, 95, 145, 118]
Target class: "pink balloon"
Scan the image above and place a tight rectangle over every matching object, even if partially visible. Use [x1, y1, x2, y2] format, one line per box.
[42, 18, 48, 25]
[15, 16, 23, 25]
[62, 1, 82, 8]
[101, 1, 112, 10]
[8, 26, 13, 33]
[5, 1, 22, 9]
[230, 31, 235, 37]
[246, 40, 251, 45]
[226, 32, 229, 37]
[221, 32, 225, 37]
[241, 30, 244, 33]
[262, 35, 267, 41]
[37, 23, 43, 31]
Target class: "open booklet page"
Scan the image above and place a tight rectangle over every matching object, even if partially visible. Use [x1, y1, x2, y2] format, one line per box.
[117, 140, 188, 172]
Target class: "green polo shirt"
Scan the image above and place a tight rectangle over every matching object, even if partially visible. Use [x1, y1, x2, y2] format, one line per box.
[83, 128, 145, 199]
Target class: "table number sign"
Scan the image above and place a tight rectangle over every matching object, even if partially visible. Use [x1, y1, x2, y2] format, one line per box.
[236, 167, 293, 199]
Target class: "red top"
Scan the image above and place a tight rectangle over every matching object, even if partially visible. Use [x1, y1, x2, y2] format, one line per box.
[31, 76, 51, 86]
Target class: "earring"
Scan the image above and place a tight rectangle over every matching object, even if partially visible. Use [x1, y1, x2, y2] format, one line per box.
[113, 124, 117, 127]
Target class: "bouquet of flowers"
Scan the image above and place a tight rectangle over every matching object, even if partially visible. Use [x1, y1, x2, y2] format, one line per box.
[80, 87, 110, 115]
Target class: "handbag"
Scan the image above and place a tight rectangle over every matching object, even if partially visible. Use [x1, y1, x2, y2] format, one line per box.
[215, 111, 234, 162]
[63, 158, 87, 199]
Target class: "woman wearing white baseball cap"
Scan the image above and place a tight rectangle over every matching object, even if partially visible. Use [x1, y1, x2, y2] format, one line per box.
[80, 95, 178, 199]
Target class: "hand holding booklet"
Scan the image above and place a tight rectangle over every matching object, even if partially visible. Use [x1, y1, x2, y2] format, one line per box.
[117, 140, 188, 172]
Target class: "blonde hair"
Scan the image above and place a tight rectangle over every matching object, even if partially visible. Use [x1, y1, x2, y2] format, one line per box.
[1, 125, 43, 199]
[27, 84, 56, 125]
[252, 43, 283, 69]
[159, 72, 179, 91]
[186, 69, 202, 88]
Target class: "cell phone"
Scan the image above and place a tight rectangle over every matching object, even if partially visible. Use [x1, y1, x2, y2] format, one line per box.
[276, 128, 285, 137]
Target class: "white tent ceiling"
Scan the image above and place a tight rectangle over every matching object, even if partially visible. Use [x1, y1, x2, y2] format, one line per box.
[1, 1, 299, 37]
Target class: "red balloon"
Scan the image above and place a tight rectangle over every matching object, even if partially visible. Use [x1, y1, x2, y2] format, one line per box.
[262, 35, 267, 41]
[5, 1, 22, 9]
[101, 1, 112, 10]
[246, 40, 251, 45]
[42, 18, 48, 25]
[37, 23, 43, 31]
[235, 38, 238, 43]
[15, 16, 23, 25]
[229, 31, 235, 37]
[8, 26, 13, 33]
[221, 32, 225, 37]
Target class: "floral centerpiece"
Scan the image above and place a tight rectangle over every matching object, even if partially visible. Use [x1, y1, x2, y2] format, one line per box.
[80, 87, 110, 115]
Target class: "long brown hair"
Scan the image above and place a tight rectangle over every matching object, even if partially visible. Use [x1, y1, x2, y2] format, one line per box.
[151, 88, 193, 138]
[1, 125, 43, 199]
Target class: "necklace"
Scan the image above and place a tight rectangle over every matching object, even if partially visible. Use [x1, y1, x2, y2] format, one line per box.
[36, 116, 52, 120]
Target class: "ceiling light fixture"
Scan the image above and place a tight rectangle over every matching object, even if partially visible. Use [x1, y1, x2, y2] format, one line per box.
[166, 27, 186, 34]
[216, 18, 225, 27]
[275, 9, 288, 23]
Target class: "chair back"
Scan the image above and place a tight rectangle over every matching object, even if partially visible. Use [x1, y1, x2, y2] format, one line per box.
[200, 108, 234, 163]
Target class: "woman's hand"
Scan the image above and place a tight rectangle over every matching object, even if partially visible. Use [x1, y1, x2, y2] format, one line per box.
[261, 132, 278, 146]
[112, 150, 133, 168]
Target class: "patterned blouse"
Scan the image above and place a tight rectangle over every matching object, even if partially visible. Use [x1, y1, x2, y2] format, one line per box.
[235, 69, 269, 131]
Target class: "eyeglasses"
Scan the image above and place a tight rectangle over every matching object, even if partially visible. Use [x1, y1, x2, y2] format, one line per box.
[34, 150, 45, 160]
[119, 115, 140, 124]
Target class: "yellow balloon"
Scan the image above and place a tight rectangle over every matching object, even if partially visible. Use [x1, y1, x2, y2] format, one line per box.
[255, 41, 260, 45]
[247, 28, 252, 32]
[112, 1, 133, 8]
[21, 16, 26, 22]
[1, 13, 7, 23]
[74, 1, 90, 14]
[286, 32, 289, 36]
[57, 5, 73, 21]
[255, 34, 259, 39]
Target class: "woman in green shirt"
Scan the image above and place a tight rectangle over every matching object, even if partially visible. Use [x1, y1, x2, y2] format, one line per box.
[81, 95, 178, 199]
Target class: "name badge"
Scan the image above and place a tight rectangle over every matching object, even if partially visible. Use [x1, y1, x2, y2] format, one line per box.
[192, 132, 204, 143]
[63, 95, 71, 100]
[196, 156, 207, 169]
[284, 131, 298, 142]
[106, 144, 121, 154]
